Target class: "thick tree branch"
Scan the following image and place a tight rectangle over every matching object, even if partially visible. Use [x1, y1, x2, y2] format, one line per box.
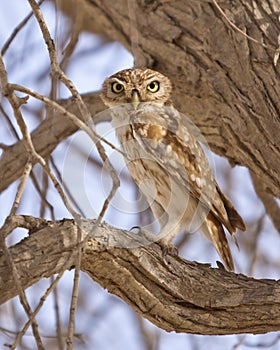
[1, 216, 279, 335]
[0, 93, 106, 193]
[59, 0, 280, 198]
[2, 1, 280, 203]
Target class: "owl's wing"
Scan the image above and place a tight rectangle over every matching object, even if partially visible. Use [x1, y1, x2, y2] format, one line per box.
[131, 105, 245, 235]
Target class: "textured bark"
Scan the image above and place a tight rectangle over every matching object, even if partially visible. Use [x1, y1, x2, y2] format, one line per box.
[1, 1, 280, 200]
[0, 93, 105, 193]
[1, 0, 280, 338]
[60, 0, 280, 198]
[0, 216, 279, 335]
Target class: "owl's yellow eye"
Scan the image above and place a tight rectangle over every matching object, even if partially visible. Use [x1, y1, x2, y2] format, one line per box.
[111, 82, 124, 93]
[147, 81, 160, 93]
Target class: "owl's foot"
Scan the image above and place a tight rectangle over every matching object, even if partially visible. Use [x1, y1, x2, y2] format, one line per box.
[158, 240, 178, 256]
[216, 260, 226, 270]
[130, 227, 178, 256]
[130, 226, 156, 244]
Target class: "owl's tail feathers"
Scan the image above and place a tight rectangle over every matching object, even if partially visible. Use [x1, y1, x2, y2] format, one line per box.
[202, 213, 234, 271]
[217, 187, 246, 233]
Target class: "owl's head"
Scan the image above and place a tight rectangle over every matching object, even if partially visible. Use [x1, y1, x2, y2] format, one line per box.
[100, 68, 172, 109]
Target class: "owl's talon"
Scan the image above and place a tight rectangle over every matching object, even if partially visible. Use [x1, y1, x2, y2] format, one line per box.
[159, 242, 178, 256]
[131, 227, 155, 243]
[129, 225, 141, 233]
[216, 260, 226, 270]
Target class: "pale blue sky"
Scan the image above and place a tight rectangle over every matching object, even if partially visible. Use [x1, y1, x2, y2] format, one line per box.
[0, 1, 279, 349]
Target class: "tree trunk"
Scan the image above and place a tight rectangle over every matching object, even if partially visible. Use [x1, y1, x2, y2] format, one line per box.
[61, 0, 280, 198]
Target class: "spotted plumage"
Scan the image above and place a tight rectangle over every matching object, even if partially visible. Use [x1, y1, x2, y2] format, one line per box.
[101, 68, 246, 270]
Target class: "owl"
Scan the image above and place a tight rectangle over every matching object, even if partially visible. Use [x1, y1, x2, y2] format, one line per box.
[100, 68, 246, 270]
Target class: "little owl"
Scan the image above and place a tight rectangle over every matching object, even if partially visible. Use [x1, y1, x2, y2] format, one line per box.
[101, 67, 246, 270]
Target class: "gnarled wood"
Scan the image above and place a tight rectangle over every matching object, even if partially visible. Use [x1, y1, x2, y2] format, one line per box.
[1, 216, 279, 335]
[61, 0, 280, 198]
[1, 1, 280, 200]
[1, 0, 279, 338]
[0, 93, 105, 193]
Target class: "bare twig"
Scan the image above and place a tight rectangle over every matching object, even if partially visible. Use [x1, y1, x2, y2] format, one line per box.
[0, 104, 19, 139]
[10, 162, 32, 216]
[232, 335, 246, 350]
[0, 234, 44, 349]
[1, 0, 45, 56]
[212, 0, 277, 53]
[135, 315, 160, 350]
[51, 275, 64, 350]
[0, 104, 55, 217]
[50, 156, 86, 217]
[10, 271, 65, 349]
[244, 334, 280, 348]
[28, 0, 120, 226]
[66, 227, 82, 350]
[60, 5, 84, 70]
[10, 84, 123, 157]
[0, 53, 44, 349]
[0, 61, 80, 220]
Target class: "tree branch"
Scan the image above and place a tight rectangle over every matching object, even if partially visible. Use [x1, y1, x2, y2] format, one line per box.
[59, 0, 280, 198]
[0, 92, 106, 194]
[2, 0, 280, 202]
[1, 216, 279, 335]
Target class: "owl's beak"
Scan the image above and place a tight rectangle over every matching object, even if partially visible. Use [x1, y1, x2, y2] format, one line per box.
[130, 90, 140, 110]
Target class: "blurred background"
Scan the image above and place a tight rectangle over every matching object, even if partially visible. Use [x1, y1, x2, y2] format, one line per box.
[0, 1, 279, 349]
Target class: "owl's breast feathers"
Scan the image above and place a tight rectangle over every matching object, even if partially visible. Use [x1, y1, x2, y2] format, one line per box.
[120, 105, 245, 237]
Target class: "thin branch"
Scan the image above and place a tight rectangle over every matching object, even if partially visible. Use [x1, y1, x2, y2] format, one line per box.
[27, 0, 90, 121]
[51, 275, 64, 350]
[212, 0, 276, 52]
[0, 104, 55, 217]
[0, 104, 20, 140]
[0, 0, 45, 56]
[244, 334, 280, 348]
[0, 234, 44, 349]
[66, 227, 82, 350]
[0, 53, 44, 349]
[135, 314, 160, 350]
[28, 0, 120, 225]
[50, 156, 86, 217]
[10, 270, 65, 349]
[10, 84, 123, 157]
[60, 5, 83, 70]
[0, 59, 80, 221]
[0, 91, 106, 194]
[232, 335, 246, 350]
[10, 162, 32, 216]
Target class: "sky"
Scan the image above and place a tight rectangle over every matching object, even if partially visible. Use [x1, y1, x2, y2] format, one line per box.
[0, 1, 279, 349]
